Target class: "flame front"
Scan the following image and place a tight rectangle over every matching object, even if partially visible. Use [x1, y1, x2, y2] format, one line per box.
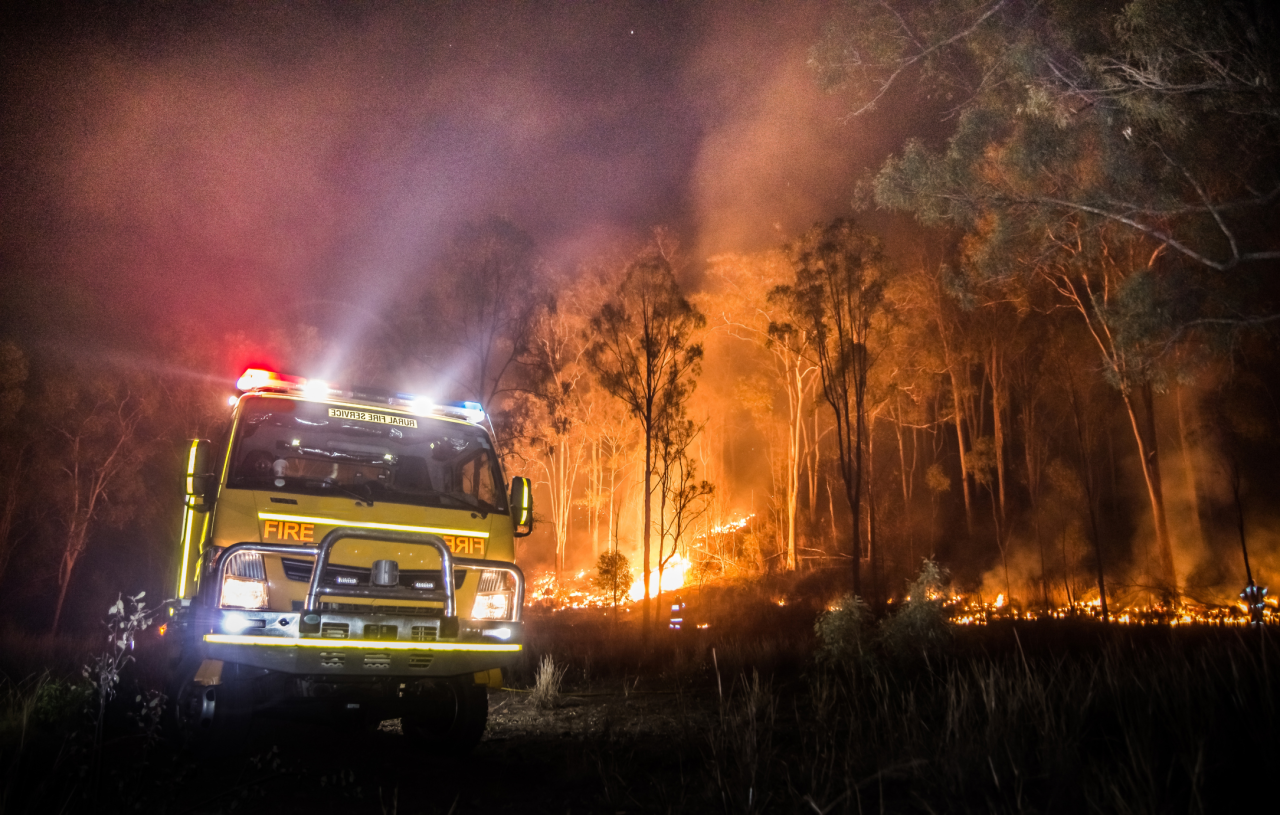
[629, 552, 690, 602]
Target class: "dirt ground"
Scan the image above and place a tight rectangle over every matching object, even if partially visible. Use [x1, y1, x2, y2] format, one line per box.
[168, 681, 726, 815]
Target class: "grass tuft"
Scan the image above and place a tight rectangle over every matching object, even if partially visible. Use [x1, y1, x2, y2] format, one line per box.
[530, 654, 566, 709]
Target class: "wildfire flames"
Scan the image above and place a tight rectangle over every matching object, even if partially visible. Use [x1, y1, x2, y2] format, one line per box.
[629, 552, 690, 602]
[529, 566, 1276, 628]
[526, 515, 1272, 627]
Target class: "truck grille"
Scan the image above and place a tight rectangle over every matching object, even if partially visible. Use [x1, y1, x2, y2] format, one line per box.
[308, 603, 445, 616]
[363, 624, 398, 641]
[280, 558, 465, 590]
[410, 625, 438, 642]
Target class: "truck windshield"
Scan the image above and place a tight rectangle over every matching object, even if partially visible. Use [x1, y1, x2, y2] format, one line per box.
[226, 396, 507, 515]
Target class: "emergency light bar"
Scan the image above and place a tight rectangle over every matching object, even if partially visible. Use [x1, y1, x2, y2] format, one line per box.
[234, 368, 487, 424]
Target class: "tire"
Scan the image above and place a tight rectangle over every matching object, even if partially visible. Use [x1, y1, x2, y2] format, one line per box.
[169, 658, 253, 753]
[401, 678, 488, 754]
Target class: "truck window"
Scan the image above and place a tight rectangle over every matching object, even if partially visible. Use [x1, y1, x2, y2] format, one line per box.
[226, 396, 508, 514]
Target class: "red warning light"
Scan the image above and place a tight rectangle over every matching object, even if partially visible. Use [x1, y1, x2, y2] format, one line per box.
[236, 368, 304, 392]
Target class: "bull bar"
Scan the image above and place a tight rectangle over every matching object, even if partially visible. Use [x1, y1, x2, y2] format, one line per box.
[197, 527, 524, 676]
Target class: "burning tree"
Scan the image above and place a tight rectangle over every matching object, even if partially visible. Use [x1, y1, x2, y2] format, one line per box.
[585, 245, 705, 632]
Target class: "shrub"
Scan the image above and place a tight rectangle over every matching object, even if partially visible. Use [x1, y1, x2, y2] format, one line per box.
[879, 559, 953, 660]
[592, 551, 632, 605]
[814, 593, 871, 667]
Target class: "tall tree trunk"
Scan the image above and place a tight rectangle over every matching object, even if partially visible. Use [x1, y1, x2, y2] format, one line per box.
[867, 415, 878, 603]
[784, 362, 804, 570]
[895, 402, 913, 569]
[590, 439, 600, 560]
[988, 346, 1007, 521]
[809, 407, 820, 519]
[1067, 372, 1109, 622]
[1174, 385, 1207, 552]
[0, 453, 23, 586]
[948, 366, 974, 535]
[52, 518, 89, 634]
[1121, 385, 1177, 598]
[642, 428, 653, 634]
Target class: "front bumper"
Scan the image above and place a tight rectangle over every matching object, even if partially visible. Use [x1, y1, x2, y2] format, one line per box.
[195, 611, 522, 677]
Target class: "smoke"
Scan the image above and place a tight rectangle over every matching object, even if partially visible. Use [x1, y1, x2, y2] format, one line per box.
[2, 2, 901, 364]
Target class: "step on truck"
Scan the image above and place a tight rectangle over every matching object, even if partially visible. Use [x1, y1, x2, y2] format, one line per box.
[169, 368, 531, 750]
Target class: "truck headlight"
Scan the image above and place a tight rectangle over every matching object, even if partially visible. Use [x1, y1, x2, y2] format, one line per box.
[471, 569, 514, 621]
[472, 592, 511, 620]
[220, 551, 269, 610]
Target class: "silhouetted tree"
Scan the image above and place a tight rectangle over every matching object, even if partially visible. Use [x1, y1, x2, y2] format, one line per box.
[585, 249, 705, 632]
[417, 216, 545, 409]
[40, 369, 152, 632]
[0, 341, 29, 587]
[774, 219, 887, 598]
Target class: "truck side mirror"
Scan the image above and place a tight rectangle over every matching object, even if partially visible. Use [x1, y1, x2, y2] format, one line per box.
[509, 476, 533, 537]
[185, 439, 214, 507]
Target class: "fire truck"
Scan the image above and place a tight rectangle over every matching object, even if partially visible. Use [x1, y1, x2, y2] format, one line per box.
[168, 368, 530, 750]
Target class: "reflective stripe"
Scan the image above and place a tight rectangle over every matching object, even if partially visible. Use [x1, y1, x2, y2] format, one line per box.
[176, 500, 194, 599]
[256, 513, 490, 539]
[204, 634, 519, 652]
[184, 440, 200, 495]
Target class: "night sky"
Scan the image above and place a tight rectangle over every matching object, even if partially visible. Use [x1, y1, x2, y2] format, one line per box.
[1, 1, 923, 360]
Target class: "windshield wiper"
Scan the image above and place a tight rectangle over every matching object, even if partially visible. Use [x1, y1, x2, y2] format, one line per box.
[306, 479, 374, 506]
[425, 491, 488, 518]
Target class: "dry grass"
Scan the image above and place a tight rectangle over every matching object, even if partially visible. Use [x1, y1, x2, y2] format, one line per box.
[530, 654, 566, 709]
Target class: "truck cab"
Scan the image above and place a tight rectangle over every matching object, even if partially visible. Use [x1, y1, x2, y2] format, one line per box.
[170, 368, 530, 749]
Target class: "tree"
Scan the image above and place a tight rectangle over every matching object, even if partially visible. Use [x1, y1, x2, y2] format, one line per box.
[0, 341, 29, 587]
[416, 216, 545, 410]
[814, 0, 1280, 600]
[704, 250, 820, 569]
[41, 369, 152, 632]
[593, 550, 633, 624]
[522, 283, 595, 576]
[773, 219, 887, 597]
[654, 412, 714, 601]
[819, 0, 1280, 274]
[584, 248, 706, 633]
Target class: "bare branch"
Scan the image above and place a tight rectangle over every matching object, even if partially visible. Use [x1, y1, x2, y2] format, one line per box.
[840, 0, 1010, 120]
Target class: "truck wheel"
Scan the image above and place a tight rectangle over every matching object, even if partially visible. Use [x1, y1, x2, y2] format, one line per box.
[401, 678, 488, 754]
[170, 661, 253, 752]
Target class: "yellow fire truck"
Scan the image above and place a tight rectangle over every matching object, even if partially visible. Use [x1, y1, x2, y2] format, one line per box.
[169, 368, 530, 750]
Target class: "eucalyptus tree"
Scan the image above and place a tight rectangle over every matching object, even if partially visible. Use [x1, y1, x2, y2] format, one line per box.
[704, 250, 820, 570]
[585, 250, 705, 631]
[813, 0, 1280, 600]
[523, 291, 593, 576]
[774, 219, 888, 597]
